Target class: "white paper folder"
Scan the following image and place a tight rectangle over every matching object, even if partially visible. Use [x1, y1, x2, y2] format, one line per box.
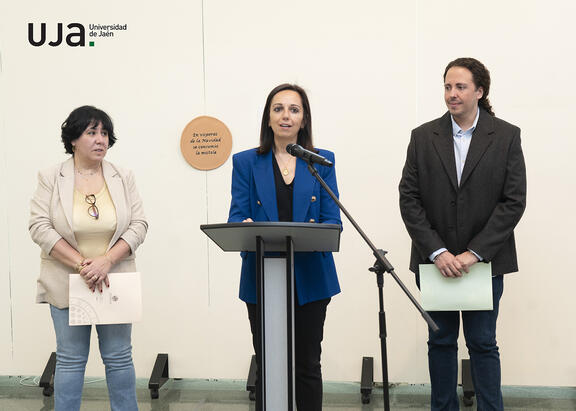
[419, 263, 492, 311]
[69, 272, 142, 326]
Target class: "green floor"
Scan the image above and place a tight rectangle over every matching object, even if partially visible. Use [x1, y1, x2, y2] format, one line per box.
[0, 376, 574, 410]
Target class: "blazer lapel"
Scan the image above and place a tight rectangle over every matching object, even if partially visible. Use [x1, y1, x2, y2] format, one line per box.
[460, 110, 495, 188]
[253, 151, 279, 221]
[293, 158, 314, 222]
[432, 113, 459, 191]
[102, 160, 127, 249]
[57, 157, 75, 232]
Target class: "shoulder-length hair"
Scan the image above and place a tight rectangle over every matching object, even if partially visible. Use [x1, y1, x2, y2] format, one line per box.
[257, 83, 315, 154]
[61, 105, 116, 154]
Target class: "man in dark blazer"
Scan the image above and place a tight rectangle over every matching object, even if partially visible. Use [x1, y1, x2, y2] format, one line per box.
[399, 57, 526, 410]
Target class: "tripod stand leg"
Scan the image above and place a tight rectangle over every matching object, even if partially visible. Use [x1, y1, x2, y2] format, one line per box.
[379, 311, 391, 411]
[363, 263, 393, 410]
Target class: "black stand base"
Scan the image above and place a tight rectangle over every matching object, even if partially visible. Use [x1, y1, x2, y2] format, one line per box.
[360, 357, 476, 406]
[246, 355, 257, 401]
[360, 356, 374, 404]
[39, 352, 56, 397]
[148, 353, 169, 399]
[461, 358, 475, 406]
[39, 351, 176, 400]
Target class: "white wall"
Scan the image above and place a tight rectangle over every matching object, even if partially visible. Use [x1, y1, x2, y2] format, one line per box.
[0, 61, 13, 378]
[1, 0, 574, 386]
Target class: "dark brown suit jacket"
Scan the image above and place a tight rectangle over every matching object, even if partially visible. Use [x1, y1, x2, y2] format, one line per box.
[399, 109, 526, 275]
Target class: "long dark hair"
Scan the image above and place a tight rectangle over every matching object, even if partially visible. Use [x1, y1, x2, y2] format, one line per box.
[257, 83, 315, 154]
[444, 57, 495, 116]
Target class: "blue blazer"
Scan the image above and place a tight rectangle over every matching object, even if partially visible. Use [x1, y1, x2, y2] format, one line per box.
[228, 148, 341, 305]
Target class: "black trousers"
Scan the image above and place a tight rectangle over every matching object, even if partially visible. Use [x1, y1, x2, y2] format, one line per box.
[246, 297, 330, 411]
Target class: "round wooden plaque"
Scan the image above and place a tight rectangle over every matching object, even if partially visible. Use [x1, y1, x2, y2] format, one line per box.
[180, 116, 233, 170]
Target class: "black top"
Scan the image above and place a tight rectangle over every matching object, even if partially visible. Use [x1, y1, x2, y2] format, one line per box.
[272, 155, 293, 222]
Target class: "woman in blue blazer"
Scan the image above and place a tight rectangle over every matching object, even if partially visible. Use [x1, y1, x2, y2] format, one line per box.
[228, 83, 341, 411]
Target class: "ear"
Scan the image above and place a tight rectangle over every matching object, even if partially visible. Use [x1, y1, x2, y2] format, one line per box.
[476, 87, 484, 99]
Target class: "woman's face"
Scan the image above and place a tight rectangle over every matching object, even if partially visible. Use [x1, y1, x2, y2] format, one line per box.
[268, 90, 304, 143]
[72, 121, 109, 163]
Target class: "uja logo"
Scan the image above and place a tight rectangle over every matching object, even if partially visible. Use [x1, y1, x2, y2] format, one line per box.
[28, 23, 86, 47]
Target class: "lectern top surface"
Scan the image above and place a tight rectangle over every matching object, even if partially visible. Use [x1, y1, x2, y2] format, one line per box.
[200, 222, 341, 252]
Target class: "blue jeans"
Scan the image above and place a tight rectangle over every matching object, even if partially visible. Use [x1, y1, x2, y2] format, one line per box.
[427, 275, 504, 411]
[50, 305, 138, 411]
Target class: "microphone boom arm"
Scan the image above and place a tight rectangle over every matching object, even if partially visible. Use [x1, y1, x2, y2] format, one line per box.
[305, 161, 439, 332]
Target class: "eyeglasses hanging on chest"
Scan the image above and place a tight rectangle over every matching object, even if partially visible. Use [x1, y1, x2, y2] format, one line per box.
[85, 194, 99, 219]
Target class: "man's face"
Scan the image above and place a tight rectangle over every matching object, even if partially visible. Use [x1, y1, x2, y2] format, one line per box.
[444, 66, 483, 123]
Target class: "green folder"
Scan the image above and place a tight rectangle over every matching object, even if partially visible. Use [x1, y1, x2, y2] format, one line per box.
[419, 262, 493, 311]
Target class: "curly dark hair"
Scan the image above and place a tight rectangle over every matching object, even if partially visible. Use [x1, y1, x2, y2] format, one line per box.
[61, 106, 116, 154]
[444, 57, 494, 116]
[257, 83, 315, 155]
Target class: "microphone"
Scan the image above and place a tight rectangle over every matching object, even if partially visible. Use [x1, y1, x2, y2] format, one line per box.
[286, 144, 333, 167]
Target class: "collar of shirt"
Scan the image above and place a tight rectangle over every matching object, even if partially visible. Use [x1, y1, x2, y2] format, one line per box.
[451, 108, 479, 186]
[450, 108, 480, 138]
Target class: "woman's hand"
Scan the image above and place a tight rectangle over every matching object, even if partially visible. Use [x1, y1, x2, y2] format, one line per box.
[243, 218, 254, 222]
[79, 255, 112, 292]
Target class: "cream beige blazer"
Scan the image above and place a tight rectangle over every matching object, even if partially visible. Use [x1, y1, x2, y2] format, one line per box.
[29, 157, 148, 308]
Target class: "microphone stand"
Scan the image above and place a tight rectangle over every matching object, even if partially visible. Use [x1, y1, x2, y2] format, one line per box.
[305, 161, 439, 411]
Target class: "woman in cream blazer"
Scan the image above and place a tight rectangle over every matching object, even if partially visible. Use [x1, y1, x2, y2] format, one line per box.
[29, 106, 147, 411]
[30, 157, 147, 307]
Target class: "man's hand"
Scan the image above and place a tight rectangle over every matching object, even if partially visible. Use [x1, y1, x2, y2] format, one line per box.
[434, 251, 464, 277]
[455, 251, 479, 273]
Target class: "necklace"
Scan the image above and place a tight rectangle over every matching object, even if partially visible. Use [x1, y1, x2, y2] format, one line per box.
[275, 154, 291, 176]
[75, 168, 100, 177]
